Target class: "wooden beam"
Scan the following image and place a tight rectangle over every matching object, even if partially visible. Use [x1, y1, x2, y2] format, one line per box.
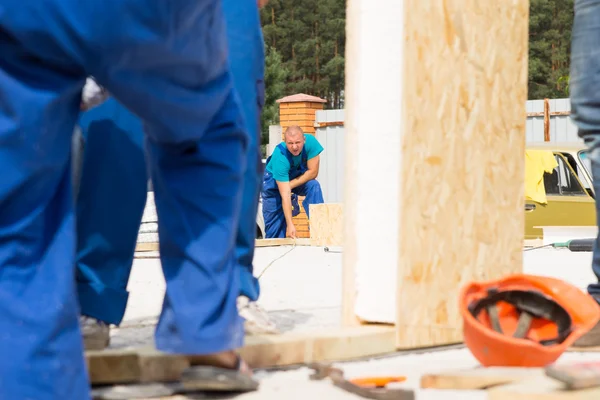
[135, 238, 314, 253]
[544, 98, 551, 141]
[86, 325, 396, 384]
[394, 1, 529, 348]
[343, 0, 402, 327]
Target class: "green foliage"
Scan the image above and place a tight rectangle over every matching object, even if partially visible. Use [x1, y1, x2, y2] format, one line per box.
[259, 0, 346, 142]
[528, 0, 574, 99]
[261, 45, 289, 155]
[257, 0, 575, 145]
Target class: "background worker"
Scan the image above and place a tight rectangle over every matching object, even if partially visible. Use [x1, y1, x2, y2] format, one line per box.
[0, 0, 253, 398]
[74, 0, 276, 351]
[569, 0, 600, 347]
[261, 125, 325, 238]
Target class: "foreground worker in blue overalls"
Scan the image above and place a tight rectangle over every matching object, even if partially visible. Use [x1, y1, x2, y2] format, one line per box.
[261, 125, 325, 238]
[73, 0, 276, 352]
[0, 0, 254, 398]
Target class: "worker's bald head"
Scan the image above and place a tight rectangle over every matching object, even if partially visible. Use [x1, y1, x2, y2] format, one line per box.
[284, 126, 305, 156]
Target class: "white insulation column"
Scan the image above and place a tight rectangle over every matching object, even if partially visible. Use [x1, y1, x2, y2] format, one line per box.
[343, 0, 404, 324]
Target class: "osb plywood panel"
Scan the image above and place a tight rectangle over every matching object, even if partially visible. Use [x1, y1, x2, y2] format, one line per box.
[309, 203, 343, 246]
[396, 0, 529, 348]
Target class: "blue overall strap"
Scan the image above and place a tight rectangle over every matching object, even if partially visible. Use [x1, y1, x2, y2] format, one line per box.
[276, 142, 308, 175]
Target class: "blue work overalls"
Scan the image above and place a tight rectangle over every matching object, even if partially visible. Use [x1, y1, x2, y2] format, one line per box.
[261, 143, 324, 238]
[0, 0, 248, 398]
[74, 0, 265, 327]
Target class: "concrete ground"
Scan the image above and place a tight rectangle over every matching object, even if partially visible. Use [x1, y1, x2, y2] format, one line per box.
[108, 245, 600, 399]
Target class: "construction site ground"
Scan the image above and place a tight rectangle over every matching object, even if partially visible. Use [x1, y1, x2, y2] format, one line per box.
[109, 245, 600, 399]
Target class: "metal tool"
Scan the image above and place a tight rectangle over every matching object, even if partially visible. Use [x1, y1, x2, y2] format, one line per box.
[308, 363, 414, 400]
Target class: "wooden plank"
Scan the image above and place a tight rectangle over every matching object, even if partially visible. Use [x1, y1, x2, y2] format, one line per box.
[86, 348, 190, 385]
[488, 375, 600, 399]
[421, 367, 544, 390]
[309, 203, 343, 246]
[86, 325, 397, 384]
[136, 238, 313, 251]
[254, 238, 312, 247]
[136, 242, 159, 252]
[236, 324, 396, 368]
[395, 0, 529, 348]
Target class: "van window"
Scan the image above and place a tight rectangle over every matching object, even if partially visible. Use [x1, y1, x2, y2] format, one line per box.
[543, 154, 587, 196]
[579, 150, 593, 180]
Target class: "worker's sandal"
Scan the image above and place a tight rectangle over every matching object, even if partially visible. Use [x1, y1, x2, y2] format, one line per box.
[80, 315, 110, 350]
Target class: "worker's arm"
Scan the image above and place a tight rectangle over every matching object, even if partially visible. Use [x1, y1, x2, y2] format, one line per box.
[276, 180, 297, 238]
[290, 155, 320, 190]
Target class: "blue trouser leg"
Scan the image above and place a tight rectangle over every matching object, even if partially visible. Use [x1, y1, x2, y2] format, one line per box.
[262, 174, 287, 238]
[224, 0, 265, 301]
[1, 0, 246, 397]
[75, 99, 147, 326]
[0, 36, 89, 400]
[570, 0, 600, 299]
[293, 179, 325, 219]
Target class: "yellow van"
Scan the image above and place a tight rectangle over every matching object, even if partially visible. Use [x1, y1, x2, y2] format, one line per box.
[525, 142, 596, 239]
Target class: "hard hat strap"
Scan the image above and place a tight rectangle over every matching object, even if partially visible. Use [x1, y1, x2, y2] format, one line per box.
[468, 289, 573, 346]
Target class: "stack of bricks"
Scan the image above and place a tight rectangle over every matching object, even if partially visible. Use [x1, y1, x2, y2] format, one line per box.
[276, 93, 327, 238]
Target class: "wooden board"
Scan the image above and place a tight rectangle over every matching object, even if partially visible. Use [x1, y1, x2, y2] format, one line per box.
[395, 0, 529, 348]
[488, 375, 600, 399]
[421, 367, 544, 390]
[86, 325, 396, 384]
[309, 203, 343, 246]
[135, 238, 313, 253]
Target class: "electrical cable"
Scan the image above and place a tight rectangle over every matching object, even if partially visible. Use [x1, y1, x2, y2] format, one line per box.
[257, 239, 297, 279]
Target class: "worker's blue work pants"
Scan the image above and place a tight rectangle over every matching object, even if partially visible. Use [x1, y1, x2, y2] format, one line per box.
[0, 0, 247, 398]
[223, 0, 265, 301]
[570, 0, 600, 301]
[261, 175, 324, 238]
[73, 0, 265, 327]
[75, 99, 148, 326]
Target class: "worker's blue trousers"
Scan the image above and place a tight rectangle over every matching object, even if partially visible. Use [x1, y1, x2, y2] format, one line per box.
[571, 0, 600, 302]
[261, 175, 325, 238]
[0, 0, 247, 398]
[75, 0, 264, 326]
[75, 99, 148, 326]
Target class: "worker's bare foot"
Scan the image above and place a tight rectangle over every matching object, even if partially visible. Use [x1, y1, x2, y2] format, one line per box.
[192, 351, 252, 376]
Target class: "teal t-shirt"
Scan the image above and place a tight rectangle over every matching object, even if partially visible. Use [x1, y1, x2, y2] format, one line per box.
[266, 134, 324, 182]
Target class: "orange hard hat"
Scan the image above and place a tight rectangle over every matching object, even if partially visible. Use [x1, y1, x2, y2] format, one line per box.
[460, 274, 600, 367]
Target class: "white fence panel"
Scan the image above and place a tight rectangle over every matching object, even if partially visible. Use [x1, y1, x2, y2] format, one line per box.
[315, 109, 345, 203]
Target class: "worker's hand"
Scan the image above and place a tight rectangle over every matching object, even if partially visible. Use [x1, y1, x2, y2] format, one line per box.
[286, 223, 297, 239]
[257, 0, 269, 8]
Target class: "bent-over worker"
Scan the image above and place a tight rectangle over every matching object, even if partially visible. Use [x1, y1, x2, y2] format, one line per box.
[261, 125, 325, 238]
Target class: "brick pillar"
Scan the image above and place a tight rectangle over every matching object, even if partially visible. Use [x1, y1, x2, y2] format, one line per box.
[276, 93, 326, 238]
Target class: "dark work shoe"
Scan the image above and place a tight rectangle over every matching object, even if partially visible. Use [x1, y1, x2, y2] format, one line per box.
[573, 295, 600, 347]
[80, 316, 110, 351]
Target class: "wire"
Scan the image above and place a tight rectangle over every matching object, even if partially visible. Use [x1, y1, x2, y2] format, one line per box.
[257, 240, 297, 279]
[523, 244, 555, 252]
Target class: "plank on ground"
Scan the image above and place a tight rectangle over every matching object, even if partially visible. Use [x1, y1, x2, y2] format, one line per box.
[394, 0, 529, 348]
[86, 325, 396, 384]
[135, 238, 313, 252]
[420, 367, 544, 390]
[488, 375, 600, 399]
